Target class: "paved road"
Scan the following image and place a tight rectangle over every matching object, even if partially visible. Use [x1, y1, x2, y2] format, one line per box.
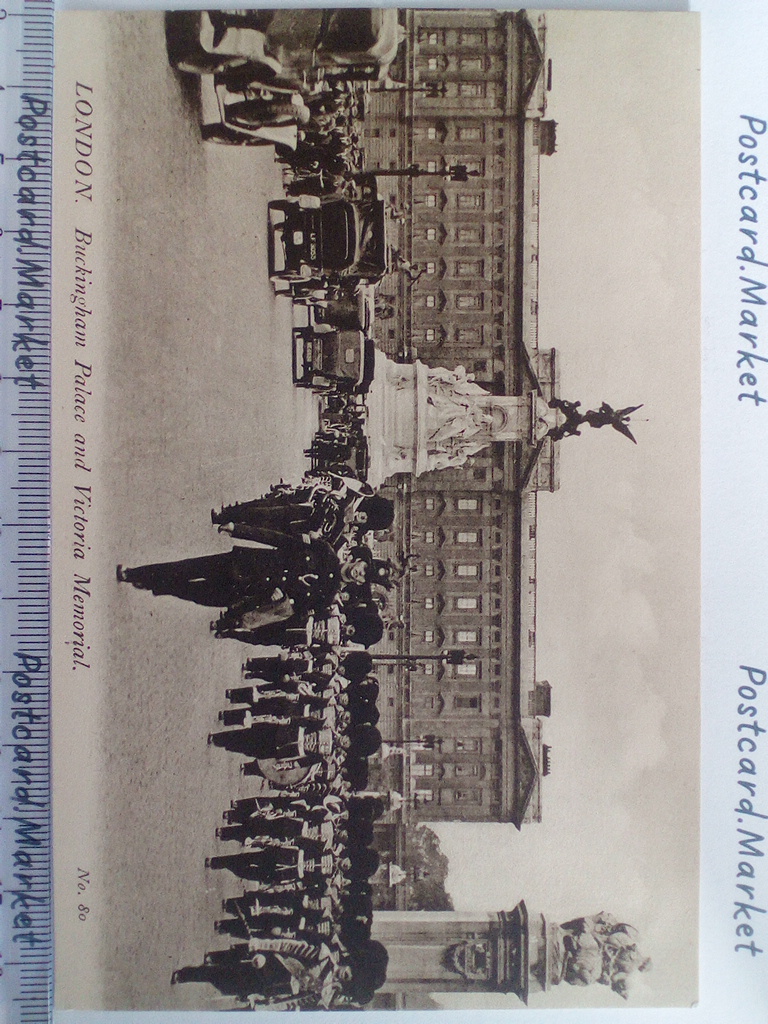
[84, 14, 317, 1009]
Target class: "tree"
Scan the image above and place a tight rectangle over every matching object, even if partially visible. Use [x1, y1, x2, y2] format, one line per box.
[402, 825, 453, 911]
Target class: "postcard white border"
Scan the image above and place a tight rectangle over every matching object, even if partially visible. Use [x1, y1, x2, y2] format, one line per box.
[48, 0, 768, 1022]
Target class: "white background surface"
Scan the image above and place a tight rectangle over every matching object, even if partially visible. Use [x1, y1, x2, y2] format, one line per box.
[52, 0, 768, 1022]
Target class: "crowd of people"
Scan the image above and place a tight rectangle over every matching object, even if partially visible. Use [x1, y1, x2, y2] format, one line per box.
[209, 648, 381, 778]
[119, 471, 397, 645]
[276, 78, 367, 191]
[304, 393, 371, 480]
[119, 470, 401, 1007]
[160, 22, 405, 1004]
[173, 647, 391, 1008]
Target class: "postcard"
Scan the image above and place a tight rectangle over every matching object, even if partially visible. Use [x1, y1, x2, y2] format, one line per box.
[51, 8, 700, 1011]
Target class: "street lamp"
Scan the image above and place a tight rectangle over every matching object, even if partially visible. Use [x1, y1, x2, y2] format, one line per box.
[383, 734, 442, 750]
[372, 81, 448, 99]
[381, 734, 443, 760]
[373, 648, 476, 667]
[355, 162, 480, 183]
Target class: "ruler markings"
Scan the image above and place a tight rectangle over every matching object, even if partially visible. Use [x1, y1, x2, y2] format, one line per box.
[0, 0, 54, 1021]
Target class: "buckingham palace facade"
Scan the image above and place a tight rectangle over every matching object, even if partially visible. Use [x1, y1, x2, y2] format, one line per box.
[358, 8, 561, 863]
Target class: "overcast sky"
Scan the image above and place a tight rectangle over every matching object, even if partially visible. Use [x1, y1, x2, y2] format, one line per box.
[434, 11, 700, 1009]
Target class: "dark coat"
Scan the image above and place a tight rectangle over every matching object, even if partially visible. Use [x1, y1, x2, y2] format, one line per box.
[122, 532, 341, 612]
[209, 721, 322, 759]
[213, 486, 318, 525]
[241, 655, 311, 681]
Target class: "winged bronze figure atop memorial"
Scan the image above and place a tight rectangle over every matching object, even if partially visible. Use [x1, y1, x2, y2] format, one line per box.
[548, 399, 643, 444]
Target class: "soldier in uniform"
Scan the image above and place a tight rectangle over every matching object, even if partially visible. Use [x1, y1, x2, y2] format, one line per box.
[117, 527, 341, 615]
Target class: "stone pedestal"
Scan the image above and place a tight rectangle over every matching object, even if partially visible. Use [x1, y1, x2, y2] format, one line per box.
[371, 903, 530, 998]
[365, 352, 562, 486]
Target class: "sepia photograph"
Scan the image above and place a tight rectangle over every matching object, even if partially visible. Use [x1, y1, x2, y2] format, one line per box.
[51, 7, 700, 1011]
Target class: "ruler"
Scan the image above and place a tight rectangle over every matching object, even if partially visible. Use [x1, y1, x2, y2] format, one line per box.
[0, 1, 54, 1023]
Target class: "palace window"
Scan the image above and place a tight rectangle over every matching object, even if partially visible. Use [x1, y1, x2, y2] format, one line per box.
[456, 226, 484, 243]
[423, 629, 435, 643]
[426, 261, 437, 275]
[415, 327, 438, 345]
[457, 498, 479, 511]
[457, 327, 482, 345]
[425, 497, 436, 510]
[453, 695, 481, 710]
[416, 121, 447, 143]
[456, 294, 484, 311]
[412, 763, 435, 777]
[452, 788, 482, 802]
[448, 158, 485, 177]
[458, 125, 483, 142]
[424, 662, 435, 675]
[456, 260, 484, 278]
[426, 160, 438, 173]
[425, 564, 436, 577]
[457, 563, 480, 578]
[456, 629, 479, 644]
[419, 29, 443, 45]
[424, 597, 435, 610]
[459, 31, 485, 46]
[425, 227, 437, 241]
[455, 738, 481, 752]
[456, 662, 478, 677]
[425, 531, 435, 543]
[456, 596, 479, 611]
[425, 193, 437, 208]
[456, 530, 480, 544]
[457, 193, 484, 210]
[459, 82, 485, 98]
[454, 763, 480, 777]
[413, 789, 435, 804]
[460, 57, 485, 73]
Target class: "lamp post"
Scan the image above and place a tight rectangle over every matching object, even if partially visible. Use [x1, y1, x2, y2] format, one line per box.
[373, 648, 475, 668]
[383, 734, 442, 752]
[355, 162, 480, 184]
[372, 81, 448, 99]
